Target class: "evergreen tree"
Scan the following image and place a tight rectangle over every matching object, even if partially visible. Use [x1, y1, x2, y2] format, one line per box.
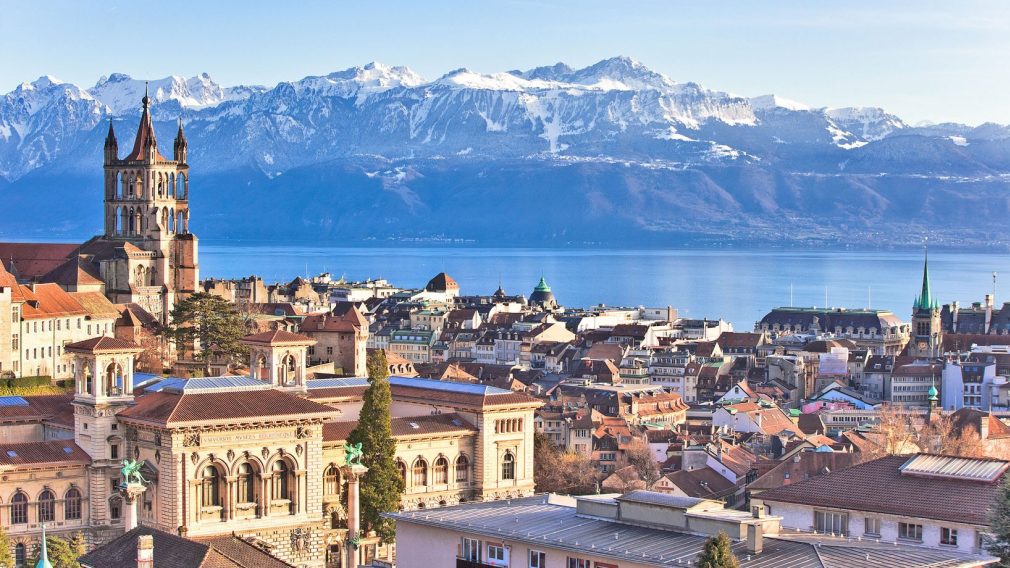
[160, 292, 249, 375]
[695, 532, 740, 568]
[345, 351, 404, 543]
[0, 525, 13, 568]
[986, 471, 1010, 565]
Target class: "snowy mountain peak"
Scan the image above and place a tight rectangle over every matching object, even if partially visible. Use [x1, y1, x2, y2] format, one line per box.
[289, 63, 425, 100]
[568, 56, 677, 91]
[88, 73, 246, 116]
[750, 94, 811, 112]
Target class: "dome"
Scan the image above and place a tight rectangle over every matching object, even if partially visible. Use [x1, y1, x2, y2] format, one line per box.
[529, 277, 557, 308]
[928, 384, 938, 400]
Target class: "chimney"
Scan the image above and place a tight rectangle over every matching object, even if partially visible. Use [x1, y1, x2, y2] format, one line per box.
[137, 535, 153, 568]
[981, 416, 990, 441]
[747, 523, 764, 555]
[986, 295, 994, 333]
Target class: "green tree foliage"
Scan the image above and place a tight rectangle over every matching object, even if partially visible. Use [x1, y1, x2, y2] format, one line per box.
[0, 525, 13, 568]
[25, 535, 83, 568]
[345, 351, 405, 543]
[986, 471, 1010, 565]
[160, 292, 248, 374]
[695, 532, 740, 568]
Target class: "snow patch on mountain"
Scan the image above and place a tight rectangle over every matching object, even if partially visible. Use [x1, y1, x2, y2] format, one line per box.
[750, 94, 811, 112]
[89, 73, 254, 115]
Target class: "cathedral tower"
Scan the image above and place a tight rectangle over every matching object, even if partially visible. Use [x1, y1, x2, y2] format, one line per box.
[101, 85, 198, 320]
[909, 247, 942, 358]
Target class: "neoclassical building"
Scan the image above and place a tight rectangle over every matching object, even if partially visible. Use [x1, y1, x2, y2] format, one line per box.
[0, 329, 540, 567]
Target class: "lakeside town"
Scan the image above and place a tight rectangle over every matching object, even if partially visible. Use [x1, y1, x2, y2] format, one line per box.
[0, 90, 1009, 568]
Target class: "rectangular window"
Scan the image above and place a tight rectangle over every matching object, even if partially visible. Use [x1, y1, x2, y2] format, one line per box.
[488, 545, 508, 567]
[864, 517, 880, 536]
[899, 522, 923, 541]
[814, 510, 848, 536]
[110, 444, 119, 459]
[941, 527, 958, 546]
[460, 538, 482, 562]
[529, 550, 546, 568]
[568, 558, 591, 568]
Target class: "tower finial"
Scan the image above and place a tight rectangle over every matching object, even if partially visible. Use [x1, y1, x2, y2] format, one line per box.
[37, 524, 53, 568]
[142, 81, 150, 109]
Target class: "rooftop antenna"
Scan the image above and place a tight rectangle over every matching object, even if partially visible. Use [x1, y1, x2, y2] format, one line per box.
[790, 283, 793, 307]
[868, 286, 872, 310]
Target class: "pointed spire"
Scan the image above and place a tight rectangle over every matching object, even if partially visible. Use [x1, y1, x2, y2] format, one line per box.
[124, 85, 166, 162]
[105, 118, 117, 145]
[915, 241, 935, 311]
[142, 80, 150, 109]
[36, 524, 53, 568]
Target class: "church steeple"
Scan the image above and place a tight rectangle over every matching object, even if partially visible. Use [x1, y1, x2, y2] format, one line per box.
[124, 82, 166, 163]
[914, 245, 937, 311]
[174, 118, 188, 163]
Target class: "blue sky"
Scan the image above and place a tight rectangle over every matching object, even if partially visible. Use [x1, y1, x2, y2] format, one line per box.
[2, 0, 1008, 125]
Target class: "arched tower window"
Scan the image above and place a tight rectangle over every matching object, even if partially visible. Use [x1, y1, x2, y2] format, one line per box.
[10, 492, 27, 524]
[412, 458, 428, 486]
[455, 455, 469, 483]
[324, 464, 340, 496]
[105, 363, 124, 396]
[169, 210, 175, 234]
[65, 488, 82, 520]
[179, 173, 187, 199]
[432, 456, 448, 485]
[201, 465, 222, 507]
[501, 452, 515, 481]
[128, 207, 135, 235]
[271, 460, 292, 503]
[84, 363, 93, 395]
[237, 462, 256, 504]
[38, 489, 55, 523]
[397, 460, 407, 485]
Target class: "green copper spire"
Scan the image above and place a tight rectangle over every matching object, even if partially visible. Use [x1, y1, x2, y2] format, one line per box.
[534, 277, 551, 292]
[36, 525, 53, 568]
[914, 245, 937, 311]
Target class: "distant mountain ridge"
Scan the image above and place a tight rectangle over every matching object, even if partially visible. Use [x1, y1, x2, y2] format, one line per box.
[1, 57, 1009, 247]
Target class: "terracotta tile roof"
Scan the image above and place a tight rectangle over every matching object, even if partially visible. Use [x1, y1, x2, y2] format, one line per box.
[300, 307, 367, 333]
[69, 291, 120, 319]
[118, 303, 160, 327]
[663, 467, 737, 499]
[117, 390, 338, 426]
[0, 394, 73, 423]
[21, 283, 88, 319]
[0, 243, 80, 279]
[80, 525, 293, 568]
[756, 454, 1003, 526]
[66, 336, 142, 353]
[716, 332, 764, 349]
[425, 272, 459, 292]
[122, 103, 169, 162]
[950, 407, 1010, 440]
[40, 255, 104, 286]
[585, 343, 625, 363]
[241, 329, 315, 345]
[750, 452, 861, 492]
[0, 440, 90, 469]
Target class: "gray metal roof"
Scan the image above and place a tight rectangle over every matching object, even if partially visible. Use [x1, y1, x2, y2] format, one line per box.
[143, 375, 271, 394]
[389, 375, 513, 395]
[306, 377, 371, 389]
[615, 491, 708, 509]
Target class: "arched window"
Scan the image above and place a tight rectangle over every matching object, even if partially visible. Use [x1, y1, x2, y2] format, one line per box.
[105, 363, 123, 396]
[38, 490, 55, 523]
[412, 458, 427, 487]
[397, 460, 407, 485]
[455, 455, 469, 483]
[14, 543, 24, 567]
[65, 488, 82, 520]
[501, 452, 515, 481]
[324, 465, 340, 496]
[169, 210, 175, 234]
[272, 461, 290, 502]
[256, 356, 268, 380]
[179, 173, 187, 199]
[281, 355, 297, 384]
[237, 463, 256, 504]
[432, 456, 448, 485]
[201, 466, 221, 507]
[128, 207, 135, 234]
[10, 492, 27, 524]
[84, 364, 93, 395]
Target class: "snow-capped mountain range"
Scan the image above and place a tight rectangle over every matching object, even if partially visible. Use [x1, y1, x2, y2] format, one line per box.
[1, 57, 1009, 245]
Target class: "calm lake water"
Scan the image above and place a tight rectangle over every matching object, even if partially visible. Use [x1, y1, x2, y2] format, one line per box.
[199, 244, 1010, 329]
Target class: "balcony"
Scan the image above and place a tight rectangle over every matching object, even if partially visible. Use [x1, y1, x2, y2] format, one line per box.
[457, 560, 496, 568]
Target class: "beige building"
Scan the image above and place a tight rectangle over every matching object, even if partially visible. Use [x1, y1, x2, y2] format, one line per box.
[300, 308, 369, 376]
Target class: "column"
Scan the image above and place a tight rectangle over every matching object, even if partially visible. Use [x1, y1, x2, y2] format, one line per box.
[225, 476, 237, 521]
[120, 484, 146, 532]
[341, 464, 369, 568]
[262, 475, 271, 518]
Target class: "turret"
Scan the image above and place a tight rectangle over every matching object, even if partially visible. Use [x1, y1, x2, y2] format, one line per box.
[104, 119, 118, 165]
[173, 118, 188, 163]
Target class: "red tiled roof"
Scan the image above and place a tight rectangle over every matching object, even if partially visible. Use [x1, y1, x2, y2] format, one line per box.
[241, 329, 315, 345]
[0, 394, 72, 424]
[663, 467, 737, 498]
[748, 452, 861, 491]
[118, 390, 338, 426]
[0, 440, 90, 469]
[756, 454, 1002, 526]
[66, 336, 142, 353]
[21, 283, 88, 319]
[69, 291, 120, 319]
[40, 255, 104, 286]
[0, 243, 80, 280]
[425, 272, 459, 292]
[716, 332, 764, 349]
[123, 103, 169, 162]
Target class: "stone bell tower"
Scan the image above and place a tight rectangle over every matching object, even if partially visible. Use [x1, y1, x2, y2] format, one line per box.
[66, 336, 144, 530]
[909, 246, 942, 358]
[101, 84, 198, 320]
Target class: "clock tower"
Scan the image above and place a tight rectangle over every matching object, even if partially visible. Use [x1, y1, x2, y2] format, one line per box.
[909, 247, 941, 358]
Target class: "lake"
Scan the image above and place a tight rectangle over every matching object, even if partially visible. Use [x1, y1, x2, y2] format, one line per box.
[199, 244, 1010, 329]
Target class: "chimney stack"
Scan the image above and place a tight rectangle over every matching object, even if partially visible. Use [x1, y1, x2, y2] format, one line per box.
[747, 523, 764, 555]
[137, 535, 153, 568]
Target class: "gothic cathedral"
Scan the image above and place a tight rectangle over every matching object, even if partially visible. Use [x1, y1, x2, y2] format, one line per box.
[96, 85, 199, 320]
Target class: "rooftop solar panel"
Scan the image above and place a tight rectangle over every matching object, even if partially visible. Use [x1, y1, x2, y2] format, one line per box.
[900, 453, 1010, 482]
[0, 396, 29, 407]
